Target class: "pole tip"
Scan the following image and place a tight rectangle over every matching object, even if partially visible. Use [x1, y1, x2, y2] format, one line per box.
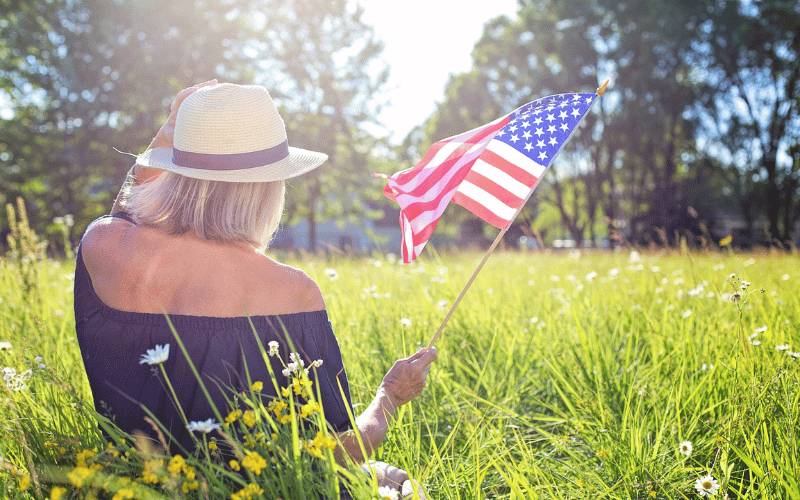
[596, 79, 610, 96]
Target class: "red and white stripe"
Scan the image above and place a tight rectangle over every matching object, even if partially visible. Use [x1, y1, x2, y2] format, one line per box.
[452, 139, 548, 229]
[383, 116, 513, 262]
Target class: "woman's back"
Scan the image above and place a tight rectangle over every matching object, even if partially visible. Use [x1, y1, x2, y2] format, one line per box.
[74, 213, 354, 454]
[80, 215, 323, 317]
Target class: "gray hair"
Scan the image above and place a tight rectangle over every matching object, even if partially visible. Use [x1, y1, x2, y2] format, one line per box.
[124, 172, 285, 250]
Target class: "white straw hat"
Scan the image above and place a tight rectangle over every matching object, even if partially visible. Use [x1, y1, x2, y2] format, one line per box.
[136, 83, 328, 182]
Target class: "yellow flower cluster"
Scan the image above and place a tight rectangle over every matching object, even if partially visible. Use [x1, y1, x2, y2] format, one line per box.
[111, 488, 135, 500]
[292, 378, 313, 398]
[225, 409, 243, 424]
[167, 454, 199, 492]
[242, 451, 267, 476]
[18, 475, 30, 492]
[300, 400, 322, 418]
[241, 451, 268, 475]
[231, 483, 265, 500]
[139, 459, 163, 484]
[251, 381, 264, 392]
[50, 486, 67, 500]
[303, 431, 337, 458]
[268, 400, 291, 424]
[67, 448, 103, 488]
[242, 409, 257, 428]
[68, 465, 93, 488]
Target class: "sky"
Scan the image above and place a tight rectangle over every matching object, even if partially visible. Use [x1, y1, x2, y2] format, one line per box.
[359, 1, 519, 143]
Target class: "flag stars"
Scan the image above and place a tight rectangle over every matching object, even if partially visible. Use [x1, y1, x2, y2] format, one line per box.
[521, 120, 531, 129]
[537, 151, 548, 161]
[509, 124, 519, 133]
[536, 139, 546, 149]
[559, 110, 569, 120]
[533, 117, 543, 125]
[560, 122, 569, 131]
[509, 134, 520, 143]
[522, 130, 532, 139]
[547, 124, 557, 134]
[571, 107, 582, 117]
[524, 142, 534, 151]
[548, 136, 558, 146]
[534, 128, 545, 137]
[546, 113, 556, 123]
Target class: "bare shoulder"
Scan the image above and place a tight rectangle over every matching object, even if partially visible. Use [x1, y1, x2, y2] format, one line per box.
[80, 215, 135, 263]
[254, 256, 326, 312]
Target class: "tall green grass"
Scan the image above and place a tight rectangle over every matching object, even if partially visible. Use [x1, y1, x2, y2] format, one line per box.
[2, 233, 799, 498]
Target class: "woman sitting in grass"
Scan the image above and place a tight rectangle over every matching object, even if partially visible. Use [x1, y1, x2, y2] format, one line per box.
[74, 80, 436, 498]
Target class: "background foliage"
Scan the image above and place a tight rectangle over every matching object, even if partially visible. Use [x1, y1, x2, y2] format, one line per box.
[1, 0, 799, 250]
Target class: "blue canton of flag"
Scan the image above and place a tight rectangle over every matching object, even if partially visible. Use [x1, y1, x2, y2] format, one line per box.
[451, 92, 598, 229]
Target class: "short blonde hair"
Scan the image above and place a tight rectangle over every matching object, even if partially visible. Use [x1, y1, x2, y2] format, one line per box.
[124, 172, 285, 250]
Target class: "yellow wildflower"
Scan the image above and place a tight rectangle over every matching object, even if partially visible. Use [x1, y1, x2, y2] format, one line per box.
[251, 381, 263, 392]
[242, 410, 257, 428]
[291, 378, 313, 397]
[184, 465, 196, 480]
[112, 488, 135, 500]
[51, 486, 67, 500]
[280, 386, 292, 398]
[209, 441, 218, 451]
[225, 409, 243, 424]
[241, 451, 268, 475]
[229, 460, 241, 472]
[19, 475, 31, 492]
[167, 455, 185, 477]
[231, 483, 265, 500]
[182, 480, 199, 493]
[68, 465, 93, 488]
[76, 449, 95, 467]
[140, 459, 163, 484]
[300, 401, 321, 418]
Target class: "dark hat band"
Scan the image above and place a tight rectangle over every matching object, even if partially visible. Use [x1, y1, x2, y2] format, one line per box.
[172, 141, 289, 171]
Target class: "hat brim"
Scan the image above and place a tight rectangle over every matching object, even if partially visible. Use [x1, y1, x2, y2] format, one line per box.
[136, 146, 328, 182]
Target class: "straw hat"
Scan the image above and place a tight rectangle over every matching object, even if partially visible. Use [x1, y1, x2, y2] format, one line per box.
[136, 83, 327, 182]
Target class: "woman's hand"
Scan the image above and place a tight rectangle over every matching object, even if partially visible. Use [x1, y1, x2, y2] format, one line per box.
[379, 347, 437, 409]
[148, 79, 217, 150]
[136, 79, 218, 184]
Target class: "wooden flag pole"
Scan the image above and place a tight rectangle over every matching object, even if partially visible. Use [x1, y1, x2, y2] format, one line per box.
[426, 222, 512, 348]
[426, 79, 610, 349]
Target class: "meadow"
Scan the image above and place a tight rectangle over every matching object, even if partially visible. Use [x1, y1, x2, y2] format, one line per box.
[1, 234, 799, 498]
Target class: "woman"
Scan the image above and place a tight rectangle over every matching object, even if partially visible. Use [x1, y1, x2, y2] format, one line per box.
[74, 80, 436, 498]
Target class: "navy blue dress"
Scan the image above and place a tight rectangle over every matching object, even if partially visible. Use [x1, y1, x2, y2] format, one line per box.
[74, 213, 354, 454]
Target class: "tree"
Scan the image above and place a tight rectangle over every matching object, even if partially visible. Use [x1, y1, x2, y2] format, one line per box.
[695, 0, 800, 244]
[250, 0, 389, 252]
[0, 0, 388, 252]
[415, 0, 711, 246]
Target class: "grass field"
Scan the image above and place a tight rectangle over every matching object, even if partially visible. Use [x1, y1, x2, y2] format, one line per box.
[1, 242, 799, 499]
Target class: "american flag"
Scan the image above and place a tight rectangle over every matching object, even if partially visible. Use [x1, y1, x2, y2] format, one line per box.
[382, 91, 599, 263]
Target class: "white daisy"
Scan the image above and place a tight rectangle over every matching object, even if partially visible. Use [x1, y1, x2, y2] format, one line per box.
[679, 440, 693, 456]
[754, 326, 768, 333]
[776, 344, 791, 351]
[377, 485, 399, 500]
[186, 418, 222, 434]
[268, 341, 280, 357]
[0, 341, 12, 350]
[695, 474, 720, 497]
[682, 309, 692, 319]
[399, 318, 412, 327]
[787, 351, 800, 359]
[139, 344, 170, 365]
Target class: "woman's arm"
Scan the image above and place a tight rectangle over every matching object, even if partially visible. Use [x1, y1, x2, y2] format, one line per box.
[110, 79, 217, 214]
[334, 347, 437, 466]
